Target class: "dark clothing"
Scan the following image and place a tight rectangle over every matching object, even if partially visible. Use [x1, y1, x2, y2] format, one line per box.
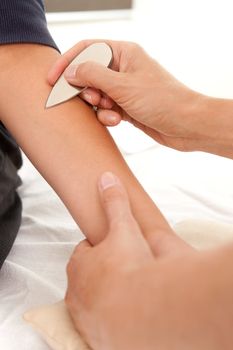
[0, 0, 58, 49]
[0, 0, 59, 268]
[0, 123, 22, 268]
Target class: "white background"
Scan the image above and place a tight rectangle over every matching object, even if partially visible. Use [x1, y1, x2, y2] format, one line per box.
[48, 0, 233, 98]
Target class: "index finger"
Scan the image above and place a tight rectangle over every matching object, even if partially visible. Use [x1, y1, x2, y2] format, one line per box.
[47, 39, 122, 86]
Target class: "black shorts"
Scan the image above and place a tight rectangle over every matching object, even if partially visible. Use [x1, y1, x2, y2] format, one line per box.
[0, 123, 22, 268]
[0, 0, 59, 268]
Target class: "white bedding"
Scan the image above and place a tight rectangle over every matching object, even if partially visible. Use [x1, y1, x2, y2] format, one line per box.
[1, 143, 233, 350]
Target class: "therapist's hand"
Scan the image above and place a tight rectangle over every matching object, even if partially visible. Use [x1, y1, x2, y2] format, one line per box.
[48, 40, 205, 152]
[65, 172, 230, 350]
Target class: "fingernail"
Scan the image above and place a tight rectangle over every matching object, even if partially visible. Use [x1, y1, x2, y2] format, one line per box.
[65, 65, 77, 79]
[99, 172, 118, 191]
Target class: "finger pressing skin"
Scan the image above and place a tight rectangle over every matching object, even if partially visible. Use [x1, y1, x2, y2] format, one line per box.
[98, 172, 141, 235]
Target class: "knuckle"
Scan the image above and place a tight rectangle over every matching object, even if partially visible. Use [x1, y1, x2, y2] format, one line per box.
[77, 61, 97, 86]
[76, 62, 91, 78]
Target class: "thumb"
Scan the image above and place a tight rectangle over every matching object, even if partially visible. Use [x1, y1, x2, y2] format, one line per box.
[99, 172, 142, 238]
[64, 61, 120, 98]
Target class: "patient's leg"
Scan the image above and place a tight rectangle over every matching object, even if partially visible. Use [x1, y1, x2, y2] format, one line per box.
[0, 44, 178, 250]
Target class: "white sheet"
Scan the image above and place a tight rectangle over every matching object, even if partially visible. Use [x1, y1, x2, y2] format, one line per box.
[1, 145, 233, 350]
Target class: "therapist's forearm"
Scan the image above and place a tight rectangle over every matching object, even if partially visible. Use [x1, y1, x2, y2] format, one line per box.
[0, 44, 171, 244]
[187, 95, 233, 159]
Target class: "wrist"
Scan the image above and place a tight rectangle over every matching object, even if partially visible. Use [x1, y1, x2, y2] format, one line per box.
[182, 92, 233, 157]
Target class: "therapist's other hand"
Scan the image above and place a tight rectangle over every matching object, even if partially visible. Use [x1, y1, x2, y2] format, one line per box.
[48, 40, 204, 152]
[65, 172, 228, 350]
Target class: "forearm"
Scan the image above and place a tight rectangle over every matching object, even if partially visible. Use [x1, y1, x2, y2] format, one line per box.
[185, 93, 233, 158]
[0, 44, 170, 244]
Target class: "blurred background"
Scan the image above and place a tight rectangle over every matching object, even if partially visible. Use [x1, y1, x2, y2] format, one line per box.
[45, 0, 233, 152]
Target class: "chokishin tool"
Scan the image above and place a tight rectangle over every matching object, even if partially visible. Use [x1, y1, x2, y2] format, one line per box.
[45, 42, 113, 108]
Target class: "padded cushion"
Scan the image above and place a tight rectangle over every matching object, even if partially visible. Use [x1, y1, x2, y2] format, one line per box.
[23, 301, 90, 350]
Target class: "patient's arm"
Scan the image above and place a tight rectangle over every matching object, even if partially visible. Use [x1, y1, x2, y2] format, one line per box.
[0, 43, 180, 249]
